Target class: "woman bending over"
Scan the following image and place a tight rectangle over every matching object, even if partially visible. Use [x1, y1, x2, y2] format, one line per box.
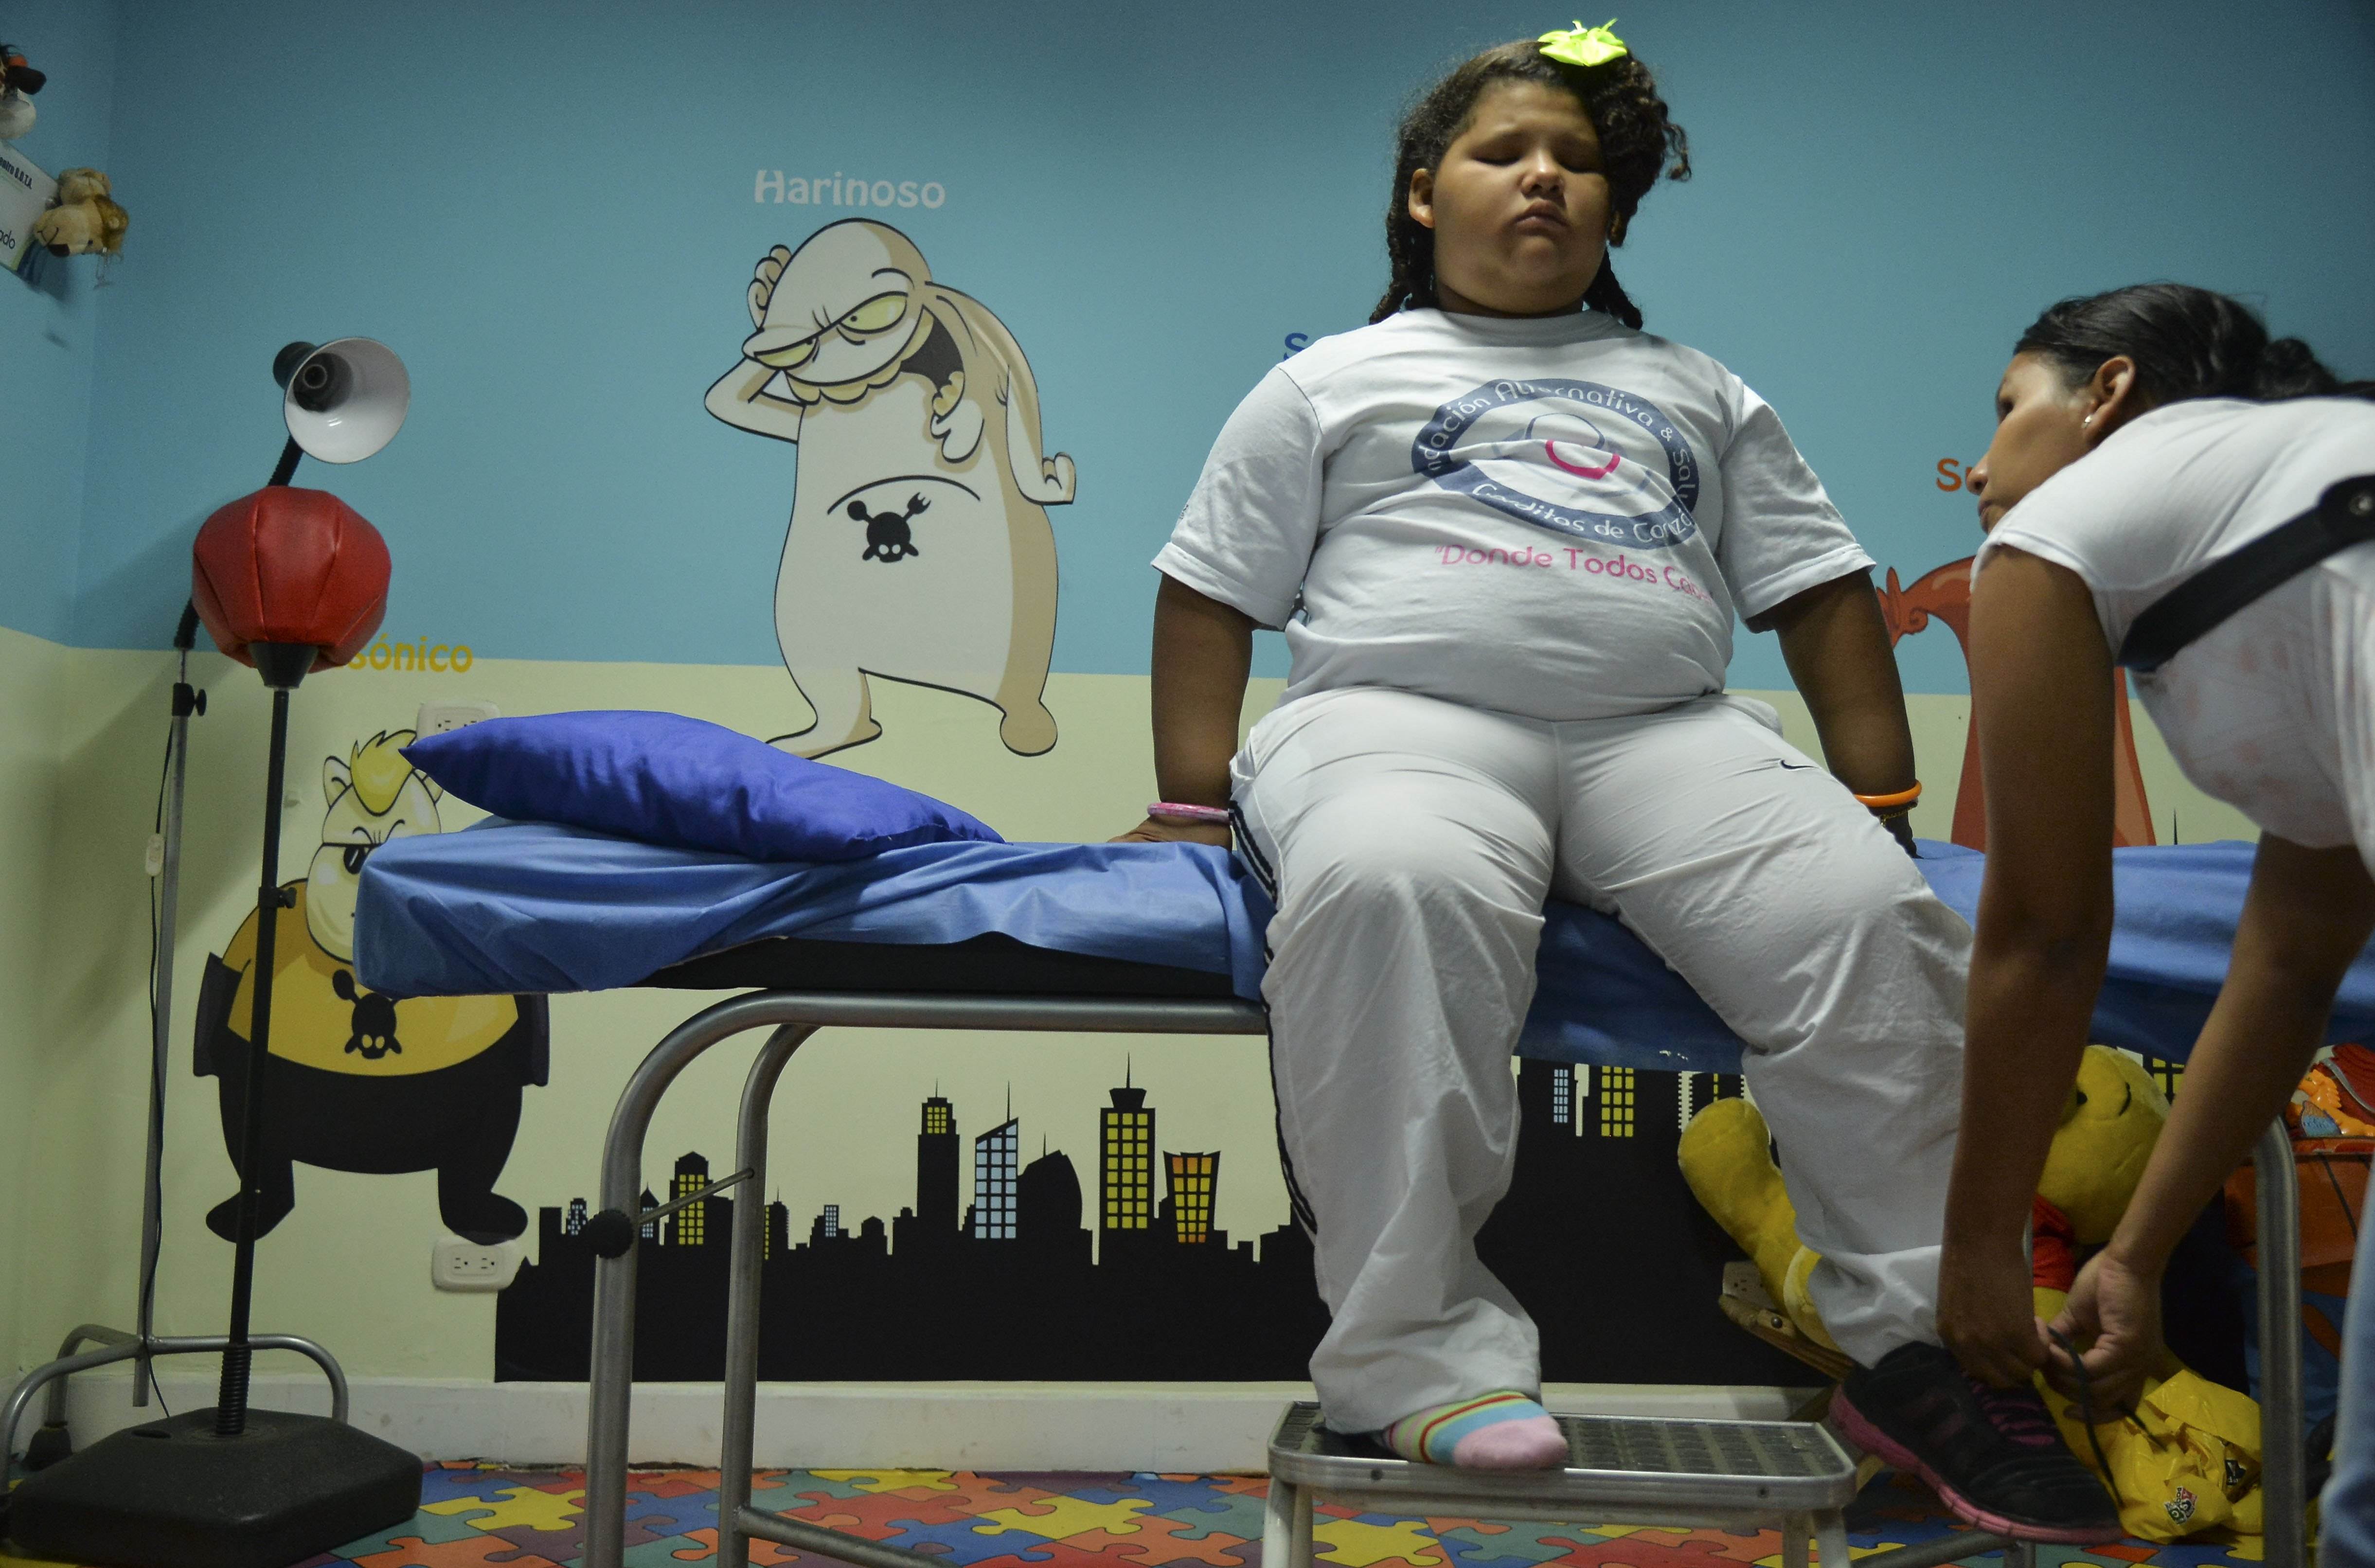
[1946, 281, 2374, 1559]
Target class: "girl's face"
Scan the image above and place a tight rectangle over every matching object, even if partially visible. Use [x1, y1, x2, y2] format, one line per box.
[1409, 79, 1613, 318]
[1966, 351, 2141, 532]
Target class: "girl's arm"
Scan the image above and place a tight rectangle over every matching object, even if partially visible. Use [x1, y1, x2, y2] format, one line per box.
[2054, 834, 2375, 1407]
[1762, 570, 1918, 801]
[1942, 547, 2117, 1387]
[1114, 574, 1254, 846]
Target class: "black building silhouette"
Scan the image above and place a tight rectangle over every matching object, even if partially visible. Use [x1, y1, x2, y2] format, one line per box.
[1018, 1148, 1090, 1265]
[1475, 1061, 1792, 1383]
[1098, 1080, 1154, 1259]
[914, 1094, 959, 1238]
[665, 1152, 727, 1249]
[496, 1065, 1795, 1385]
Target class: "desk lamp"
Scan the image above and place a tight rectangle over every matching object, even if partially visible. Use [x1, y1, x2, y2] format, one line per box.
[7, 341, 426, 1568]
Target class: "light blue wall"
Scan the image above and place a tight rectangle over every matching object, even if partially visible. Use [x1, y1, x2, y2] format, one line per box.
[47, 0, 2375, 691]
[0, 0, 116, 644]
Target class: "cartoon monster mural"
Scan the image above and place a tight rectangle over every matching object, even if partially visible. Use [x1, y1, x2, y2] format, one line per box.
[705, 218, 1076, 757]
[194, 729, 548, 1244]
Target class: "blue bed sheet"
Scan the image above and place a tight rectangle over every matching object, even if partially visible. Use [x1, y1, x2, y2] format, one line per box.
[357, 824, 2375, 1074]
[357, 822, 1270, 1000]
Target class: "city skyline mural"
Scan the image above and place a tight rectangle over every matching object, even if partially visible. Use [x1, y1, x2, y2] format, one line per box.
[495, 1062, 1814, 1384]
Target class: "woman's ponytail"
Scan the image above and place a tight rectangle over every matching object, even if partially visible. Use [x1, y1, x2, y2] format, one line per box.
[2252, 336, 2342, 400]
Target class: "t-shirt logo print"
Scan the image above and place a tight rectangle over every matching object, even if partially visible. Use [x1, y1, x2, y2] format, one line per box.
[1411, 379, 1700, 549]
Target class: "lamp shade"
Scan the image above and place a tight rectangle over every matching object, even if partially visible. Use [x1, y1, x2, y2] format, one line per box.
[192, 486, 390, 676]
[278, 338, 410, 465]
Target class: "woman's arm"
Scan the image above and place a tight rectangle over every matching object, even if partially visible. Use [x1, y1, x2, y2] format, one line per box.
[1764, 570, 1919, 803]
[1114, 574, 1255, 846]
[1942, 546, 2120, 1387]
[2054, 834, 2375, 1407]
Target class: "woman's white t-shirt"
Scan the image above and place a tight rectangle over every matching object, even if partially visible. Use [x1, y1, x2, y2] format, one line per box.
[1154, 308, 1871, 723]
[1977, 397, 2375, 851]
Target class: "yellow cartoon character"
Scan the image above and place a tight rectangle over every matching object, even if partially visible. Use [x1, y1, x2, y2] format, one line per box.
[1682, 1048, 2265, 1546]
[1681, 1046, 2168, 1355]
[705, 218, 1075, 757]
[194, 730, 548, 1244]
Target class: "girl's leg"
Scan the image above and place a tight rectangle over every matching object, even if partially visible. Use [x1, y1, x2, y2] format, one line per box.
[1549, 694, 1965, 1360]
[1553, 696, 2118, 1540]
[1234, 687, 1558, 1441]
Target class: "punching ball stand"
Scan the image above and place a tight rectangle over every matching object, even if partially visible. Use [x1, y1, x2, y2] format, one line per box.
[5, 344, 423, 1568]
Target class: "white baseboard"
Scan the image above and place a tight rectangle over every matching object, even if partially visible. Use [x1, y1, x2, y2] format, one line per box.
[10, 1368, 1816, 1471]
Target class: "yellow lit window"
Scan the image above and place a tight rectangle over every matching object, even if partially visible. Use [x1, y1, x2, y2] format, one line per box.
[1600, 1066, 1635, 1139]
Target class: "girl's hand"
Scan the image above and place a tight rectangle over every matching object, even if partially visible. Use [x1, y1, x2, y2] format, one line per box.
[2047, 1250, 2162, 1415]
[1112, 817, 1232, 847]
[1937, 1242, 2052, 1389]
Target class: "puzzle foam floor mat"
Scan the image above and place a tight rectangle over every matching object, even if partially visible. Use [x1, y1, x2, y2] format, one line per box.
[4, 1462, 2265, 1566]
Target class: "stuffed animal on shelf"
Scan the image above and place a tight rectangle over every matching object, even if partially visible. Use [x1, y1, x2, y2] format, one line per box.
[33, 166, 125, 256]
[1681, 1046, 2264, 1547]
[0, 43, 42, 142]
[32, 166, 126, 256]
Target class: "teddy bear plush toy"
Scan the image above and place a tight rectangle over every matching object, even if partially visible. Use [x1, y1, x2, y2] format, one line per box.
[1681, 1045, 2264, 1547]
[0, 43, 43, 142]
[32, 166, 126, 256]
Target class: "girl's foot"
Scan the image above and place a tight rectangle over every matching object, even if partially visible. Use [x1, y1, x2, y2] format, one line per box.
[1381, 1392, 1568, 1470]
[1833, 1343, 2122, 1544]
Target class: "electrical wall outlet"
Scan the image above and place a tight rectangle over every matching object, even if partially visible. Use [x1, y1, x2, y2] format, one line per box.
[431, 1234, 525, 1292]
[416, 699, 501, 737]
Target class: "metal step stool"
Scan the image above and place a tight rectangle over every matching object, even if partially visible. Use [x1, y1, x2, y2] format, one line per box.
[1263, 1402, 2035, 1568]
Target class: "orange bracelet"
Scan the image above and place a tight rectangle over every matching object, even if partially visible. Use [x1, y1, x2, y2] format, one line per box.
[1853, 782, 1923, 812]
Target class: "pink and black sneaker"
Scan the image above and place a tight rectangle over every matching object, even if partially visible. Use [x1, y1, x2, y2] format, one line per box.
[1832, 1343, 2123, 1545]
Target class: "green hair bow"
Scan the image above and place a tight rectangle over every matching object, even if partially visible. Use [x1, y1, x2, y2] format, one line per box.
[1537, 18, 1626, 68]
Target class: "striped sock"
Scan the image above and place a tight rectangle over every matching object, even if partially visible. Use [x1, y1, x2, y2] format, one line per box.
[1380, 1391, 1557, 1465]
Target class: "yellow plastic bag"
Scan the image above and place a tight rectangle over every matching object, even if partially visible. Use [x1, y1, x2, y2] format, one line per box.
[2047, 1368, 2262, 1549]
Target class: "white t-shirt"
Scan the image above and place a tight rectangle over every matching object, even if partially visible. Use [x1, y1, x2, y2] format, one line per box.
[1977, 397, 2375, 850]
[1154, 308, 1871, 723]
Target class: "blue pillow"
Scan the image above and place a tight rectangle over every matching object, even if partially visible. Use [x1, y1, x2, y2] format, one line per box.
[402, 711, 1001, 862]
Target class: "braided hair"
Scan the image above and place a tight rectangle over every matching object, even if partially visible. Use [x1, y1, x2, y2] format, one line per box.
[1370, 38, 1689, 327]
[2016, 283, 2373, 406]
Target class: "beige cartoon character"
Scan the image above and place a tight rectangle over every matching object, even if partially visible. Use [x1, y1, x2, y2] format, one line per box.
[194, 731, 548, 1244]
[705, 219, 1074, 756]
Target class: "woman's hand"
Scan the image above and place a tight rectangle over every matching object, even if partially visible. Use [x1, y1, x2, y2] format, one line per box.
[1937, 1240, 2051, 1389]
[2047, 1249, 2162, 1416]
[1112, 817, 1232, 847]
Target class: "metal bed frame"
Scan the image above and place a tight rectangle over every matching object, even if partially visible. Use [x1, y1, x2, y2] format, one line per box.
[573, 989, 2310, 1568]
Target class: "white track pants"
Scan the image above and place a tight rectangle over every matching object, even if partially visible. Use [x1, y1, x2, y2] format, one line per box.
[1231, 686, 1971, 1432]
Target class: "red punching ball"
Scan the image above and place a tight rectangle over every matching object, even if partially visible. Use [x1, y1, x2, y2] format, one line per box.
[192, 486, 391, 680]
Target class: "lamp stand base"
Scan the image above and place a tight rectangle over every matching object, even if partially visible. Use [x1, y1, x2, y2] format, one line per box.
[5, 1408, 419, 1568]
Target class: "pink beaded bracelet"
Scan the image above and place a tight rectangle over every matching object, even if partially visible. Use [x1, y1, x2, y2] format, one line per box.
[1147, 802, 1231, 825]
